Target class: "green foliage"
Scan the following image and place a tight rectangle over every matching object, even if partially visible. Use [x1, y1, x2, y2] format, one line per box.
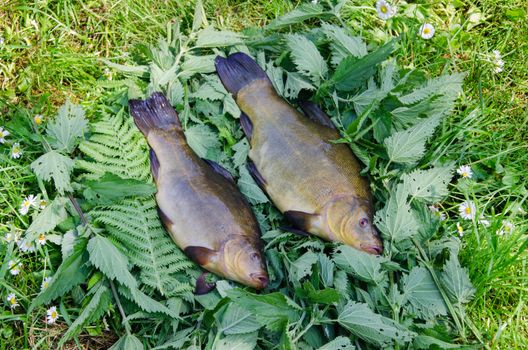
[287, 34, 328, 85]
[46, 101, 89, 153]
[83, 172, 155, 205]
[31, 150, 75, 194]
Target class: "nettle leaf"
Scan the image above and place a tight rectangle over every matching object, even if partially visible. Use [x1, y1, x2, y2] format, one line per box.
[398, 73, 465, 105]
[333, 245, 386, 284]
[289, 251, 318, 282]
[440, 254, 475, 305]
[184, 124, 221, 158]
[58, 283, 112, 347]
[26, 196, 68, 236]
[318, 253, 334, 287]
[322, 23, 367, 65]
[217, 303, 261, 335]
[338, 301, 414, 347]
[232, 139, 249, 168]
[215, 332, 258, 350]
[267, 3, 327, 30]
[30, 238, 90, 311]
[237, 166, 269, 205]
[402, 165, 454, 203]
[195, 27, 243, 48]
[287, 34, 328, 85]
[374, 185, 419, 243]
[401, 266, 447, 319]
[284, 71, 315, 99]
[302, 281, 340, 304]
[227, 289, 301, 332]
[87, 234, 137, 290]
[317, 336, 355, 350]
[109, 334, 145, 350]
[167, 79, 184, 105]
[47, 101, 88, 153]
[192, 0, 207, 32]
[83, 172, 155, 205]
[118, 284, 179, 318]
[31, 150, 74, 194]
[180, 55, 216, 80]
[383, 113, 443, 164]
[412, 335, 466, 349]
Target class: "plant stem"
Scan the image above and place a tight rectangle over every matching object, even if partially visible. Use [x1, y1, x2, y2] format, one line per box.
[109, 279, 131, 335]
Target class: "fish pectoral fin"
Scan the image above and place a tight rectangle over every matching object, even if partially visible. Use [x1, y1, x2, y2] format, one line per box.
[195, 272, 216, 295]
[240, 112, 253, 141]
[247, 160, 266, 189]
[149, 149, 160, 180]
[297, 100, 336, 130]
[184, 246, 217, 266]
[203, 159, 235, 183]
[279, 226, 310, 237]
[284, 210, 318, 233]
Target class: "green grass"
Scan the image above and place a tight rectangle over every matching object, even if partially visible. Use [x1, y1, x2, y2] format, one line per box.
[1, 0, 527, 348]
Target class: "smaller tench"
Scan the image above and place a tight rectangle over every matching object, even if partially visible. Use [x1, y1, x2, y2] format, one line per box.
[129, 92, 268, 293]
[215, 53, 383, 255]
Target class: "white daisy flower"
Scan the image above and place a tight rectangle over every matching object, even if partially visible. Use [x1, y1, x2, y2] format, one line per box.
[34, 114, 43, 125]
[459, 201, 476, 220]
[37, 233, 47, 245]
[478, 218, 490, 227]
[39, 199, 47, 209]
[0, 127, 9, 143]
[11, 142, 22, 159]
[41, 277, 52, 291]
[4, 232, 17, 242]
[419, 23, 435, 40]
[501, 221, 514, 235]
[376, 0, 396, 20]
[456, 222, 464, 237]
[429, 204, 446, 220]
[17, 238, 36, 253]
[8, 260, 22, 275]
[492, 50, 504, 73]
[6, 293, 18, 309]
[46, 306, 59, 324]
[456, 165, 473, 179]
[19, 195, 37, 216]
[0, 35, 4, 46]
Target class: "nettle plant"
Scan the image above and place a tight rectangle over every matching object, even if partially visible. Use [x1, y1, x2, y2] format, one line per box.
[23, 2, 482, 349]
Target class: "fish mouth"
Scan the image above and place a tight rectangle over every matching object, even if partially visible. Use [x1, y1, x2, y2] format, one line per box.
[249, 273, 269, 289]
[360, 244, 383, 256]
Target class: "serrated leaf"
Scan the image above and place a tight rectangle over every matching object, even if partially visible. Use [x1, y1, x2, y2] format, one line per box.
[333, 245, 386, 284]
[401, 266, 447, 319]
[26, 196, 68, 236]
[216, 332, 258, 350]
[338, 301, 414, 347]
[232, 139, 249, 168]
[402, 165, 454, 203]
[83, 173, 155, 205]
[192, 0, 207, 32]
[31, 150, 74, 194]
[287, 34, 327, 85]
[87, 235, 137, 290]
[318, 254, 334, 287]
[192, 81, 225, 101]
[227, 289, 301, 332]
[58, 284, 112, 347]
[290, 251, 318, 282]
[284, 71, 315, 99]
[118, 284, 179, 318]
[102, 60, 149, 76]
[180, 55, 216, 80]
[302, 281, 340, 304]
[47, 101, 88, 153]
[223, 94, 241, 118]
[267, 3, 327, 30]
[167, 79, 184, 105]
[195, 27, 243, 48]
[322, 23, 367, 65]
[398, 73, 465, 105]
[317, 336, 355, 350]
[237, 166, 268, 205]
[30, 238, 90, 311]
[383, 113, 443, 164]
[412, 335, 467, 349]
[109, 334, 145, 350]
[184, 124, 220, 158]
[61, 229, 77, 260]
[218, 303, 261, 335]
[374, 185, 419, 243]
[440, 253, 475, 305]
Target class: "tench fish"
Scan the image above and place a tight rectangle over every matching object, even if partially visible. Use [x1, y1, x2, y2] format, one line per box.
[215, 53, 383, 255]
[129, 92, 268, 293]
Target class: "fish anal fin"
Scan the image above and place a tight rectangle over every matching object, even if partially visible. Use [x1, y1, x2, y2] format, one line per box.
[150, 149, 160, 180]
[240, 112, 253, 141]
[298, 100, 336, 130]
[195, 272, 216, 295]
[247, 160, 266, 189]
[203, 159, 235, 183]
[184, 246, 217, 266]
[284, 210, 318, 233]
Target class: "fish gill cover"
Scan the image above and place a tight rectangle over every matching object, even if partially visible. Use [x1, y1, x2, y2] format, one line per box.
[23, 1, 482, 348]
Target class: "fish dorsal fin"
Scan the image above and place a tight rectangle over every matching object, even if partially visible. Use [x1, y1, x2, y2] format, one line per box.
[284, 210, 318, 233]
[184, 246, 217, 266]
[203, 159, 235, 183]
[297, 100, 336, 130]
[240, 112, 253, 141]
[247, 160, 266, 189]
[149, 149, 160, 180]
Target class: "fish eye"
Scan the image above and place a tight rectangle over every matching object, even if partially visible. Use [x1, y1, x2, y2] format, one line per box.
[359, 218, 369, 228]
[250, 252, 259, 261]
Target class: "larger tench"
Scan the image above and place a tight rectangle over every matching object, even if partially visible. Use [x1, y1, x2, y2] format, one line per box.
[215, 53, 383, 255]
[129, 92, 268, 293]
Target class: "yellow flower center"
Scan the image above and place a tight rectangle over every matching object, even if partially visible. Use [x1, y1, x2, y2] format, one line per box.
[34, 116, 42, 125]
[423, 28, 431, 34]
[13, 146, 20, 153]
[465, 207, 472, 214]
[10, 298, 16, 305]
[381, 5, 388, 13]
[23, 201, 30, 207]
[51, 311, 57, 318]
[0, 131, 4, 137]
[39, 234, 46, 241]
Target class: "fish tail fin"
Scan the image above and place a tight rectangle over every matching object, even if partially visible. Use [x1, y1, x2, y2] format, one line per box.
[215, 52, 271, 97]
[128, 92, 181, 136]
